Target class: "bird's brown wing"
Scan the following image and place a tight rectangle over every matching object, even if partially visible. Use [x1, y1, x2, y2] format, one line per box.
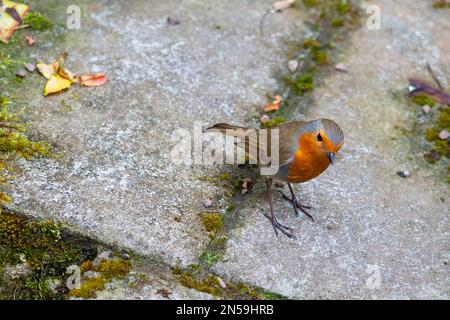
[273, 120, 307, 165]
[205, 121, 307, 166]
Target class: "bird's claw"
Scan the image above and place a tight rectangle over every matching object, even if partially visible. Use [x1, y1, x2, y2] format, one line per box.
[279, 191, 315, 222]
[261, 211, 296, 240]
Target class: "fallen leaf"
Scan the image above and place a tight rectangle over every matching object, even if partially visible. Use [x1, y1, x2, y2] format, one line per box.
[79, 73, 107, 87]
[408, 78, 450, 105]
[0, 1, 30, 43]
[58, 67, 75, 81]
[272, 0, 295, 11]
[44, 75, 72, 96]
[36, 62, 56, 79]
[264, 95, 282, 112]
[24, 34, 34, 46]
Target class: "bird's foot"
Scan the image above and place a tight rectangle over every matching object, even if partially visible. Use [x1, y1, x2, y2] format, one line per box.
[279, 191, 314, 222]
[260, 209, 296, 239]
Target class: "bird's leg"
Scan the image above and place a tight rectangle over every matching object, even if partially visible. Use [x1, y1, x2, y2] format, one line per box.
[279, 183, 314, 222]
[264, 178, 296, 239]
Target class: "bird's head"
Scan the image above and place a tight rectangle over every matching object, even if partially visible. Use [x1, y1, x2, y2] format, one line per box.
[296, 119, 344, 165]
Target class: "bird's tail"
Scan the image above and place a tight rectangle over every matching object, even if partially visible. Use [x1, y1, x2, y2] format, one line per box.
[205, 122, 249, 134]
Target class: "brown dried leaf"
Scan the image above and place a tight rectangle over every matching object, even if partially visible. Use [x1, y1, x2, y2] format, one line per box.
[264, 95, 282, 112]
[79, 73, 107, 87]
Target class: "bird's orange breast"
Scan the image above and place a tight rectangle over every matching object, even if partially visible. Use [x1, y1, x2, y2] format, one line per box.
[286, 134, 330, 183]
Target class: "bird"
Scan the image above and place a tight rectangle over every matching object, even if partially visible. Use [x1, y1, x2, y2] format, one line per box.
[205, 119, 344, 239]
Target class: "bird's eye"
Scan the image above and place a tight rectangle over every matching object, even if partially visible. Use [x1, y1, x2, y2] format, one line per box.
[317, 133, 323, 142]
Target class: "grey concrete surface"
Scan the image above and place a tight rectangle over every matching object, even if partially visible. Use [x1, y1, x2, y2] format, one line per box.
[7, 0, 308, 266]
[213, 0, 450, 299]
[5, 0, 449, 299]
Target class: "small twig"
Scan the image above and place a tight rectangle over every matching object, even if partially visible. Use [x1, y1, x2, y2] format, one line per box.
[14, 24, 30, 31]
[426, 61, 443, 90]
[259, 9, 272, 36]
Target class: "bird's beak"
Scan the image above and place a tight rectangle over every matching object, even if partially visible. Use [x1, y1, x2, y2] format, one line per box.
[327, 152, 335, 165]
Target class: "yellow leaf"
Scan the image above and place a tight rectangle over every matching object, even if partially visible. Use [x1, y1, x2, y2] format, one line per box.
[36, 62, 57, 79]
[44, 75, 72, 96]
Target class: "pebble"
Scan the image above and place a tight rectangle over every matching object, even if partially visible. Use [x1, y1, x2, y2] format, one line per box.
[438, 129, 449, 140]
[260, 114, 270, 124]
[25, 63, 36, 73]
[334, 63, 349, 73]
[422, 105, 431, 113]
[167, 17, 180, 25]
[203, 198, 213, 208]
[397, 170, 410, 178]
[429, 150, 442, 161]
[16, 69, 27, 78]
[287, 60, 298, 73]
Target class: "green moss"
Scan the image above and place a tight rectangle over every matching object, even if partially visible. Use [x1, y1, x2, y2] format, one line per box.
[425, 128, 439, 141]
[434, 140, 449, 157]
[200, 213, 224, 233]
[0, 97, 51, 203]
[0, 209, 98, 299]
[217, 172, 230, 181]
[437, 107, 450, 129]
[424, 107, 450, 160]
[291, 73, 314, 96]
[68, 277, 106, 299]
[200, 252, 220, 267]
[336, 2, 350, 15]
[97, 259, 131, 279]
[312, 50, 329, 65]
[331, 18, 344, 28]
[261, 117, 287, 129]
[302, 38, 321, 49]
[23, 12, 53, 31]
[262, 291, 288, 300]
[433, 0, 450, 8]
[172, 265, 288, 299]
[303, 0, 319, 8]
[66, 258, 131, 298]
[411, 94, 436, 106]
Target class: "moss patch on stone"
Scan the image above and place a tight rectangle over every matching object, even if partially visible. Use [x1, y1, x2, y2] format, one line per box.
[68, 257, 132, 299]
[0, 97, 51, 204]
[172, 264, 287, 300]
[23, 12, 53, 31]
[423, 107, 450, 180]
[261, 117, 287, 129]
[0, 209, 98, 299]
[411, 94, 436, 106]
[200, 213, 224, 233]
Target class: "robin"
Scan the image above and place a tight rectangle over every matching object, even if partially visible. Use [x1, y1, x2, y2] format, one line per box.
[206, 119, 344, 239]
